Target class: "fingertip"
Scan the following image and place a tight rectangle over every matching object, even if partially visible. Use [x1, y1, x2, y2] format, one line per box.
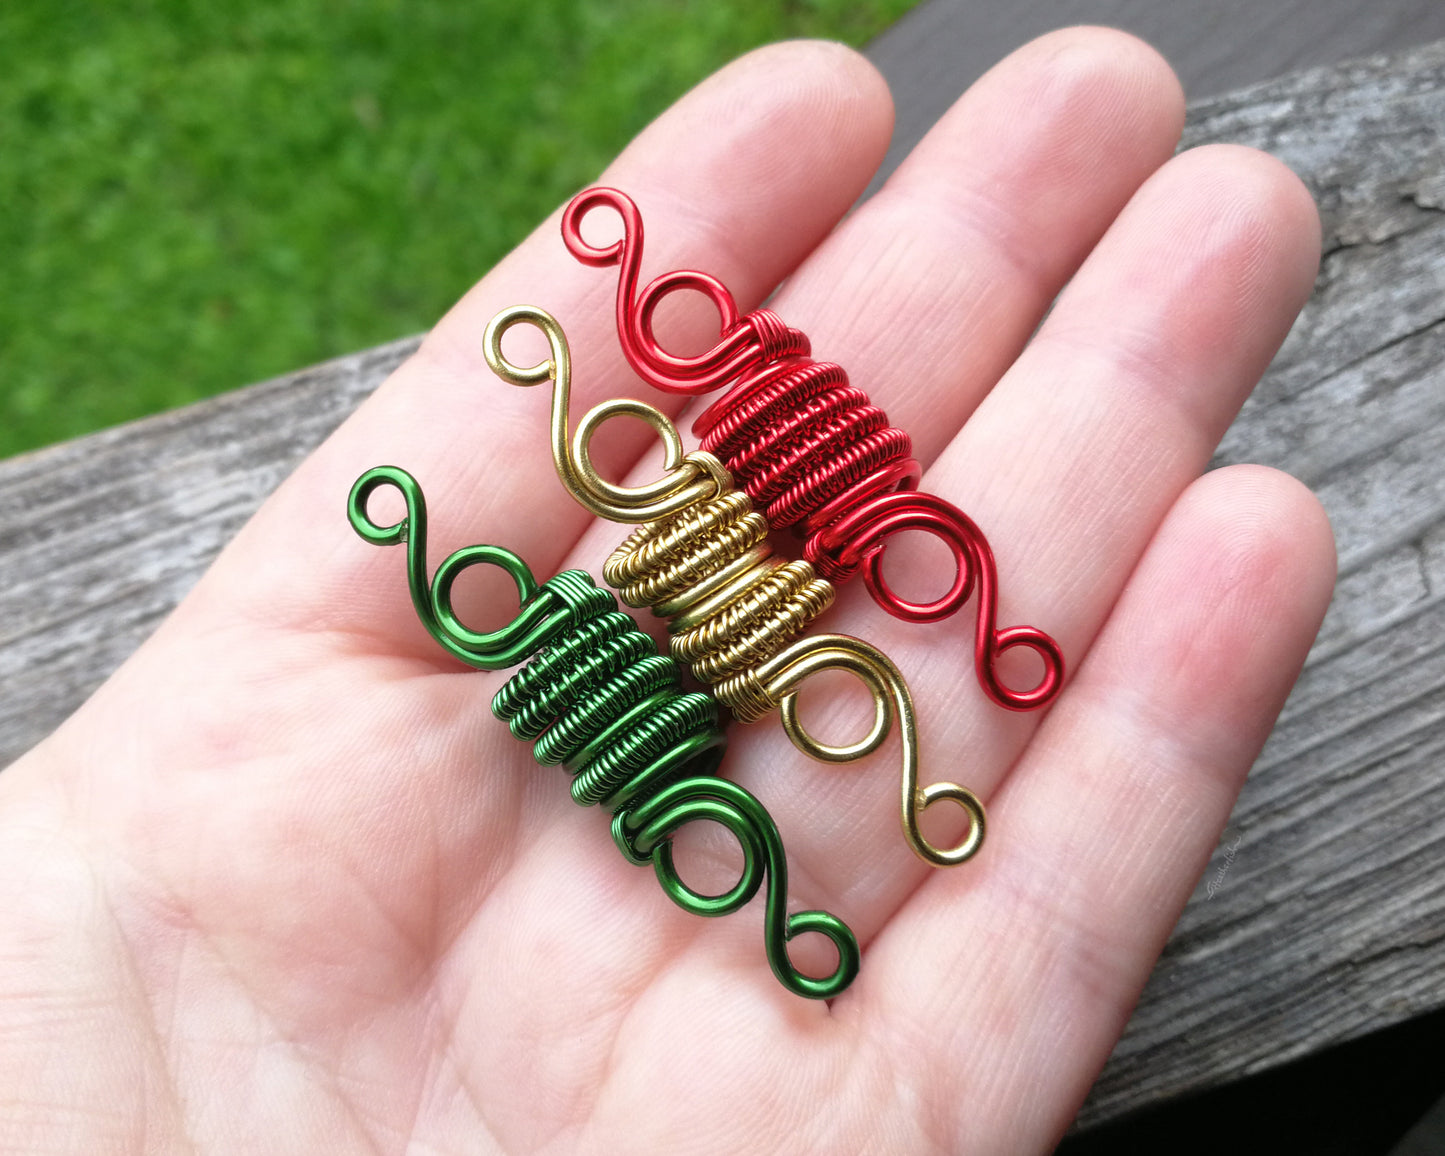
[1171, 142, 1323, 308]
[1016, 25, 1185, 139]
[1107, 463, 1337, 770]
[616, 38, 895, 218]
[1032, 141, 1324, 443]
[748, 38, 896, 148]
[872, 23, 1187, 298]
[1178, 463, 1337, 614]
[977, 25, 1186, 172]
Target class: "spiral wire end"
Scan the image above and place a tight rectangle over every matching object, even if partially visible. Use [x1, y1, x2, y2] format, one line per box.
[754, 634, 986, 869]
[482, 303, 726, 524]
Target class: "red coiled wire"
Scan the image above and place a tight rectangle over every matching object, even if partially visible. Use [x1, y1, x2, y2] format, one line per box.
[561, 186, 1063, 711]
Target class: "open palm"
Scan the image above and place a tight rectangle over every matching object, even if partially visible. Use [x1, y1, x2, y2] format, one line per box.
[0, 29, 1336, 1155]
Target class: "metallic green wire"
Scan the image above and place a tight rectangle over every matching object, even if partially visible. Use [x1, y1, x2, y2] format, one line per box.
[348, 464, 860, 999]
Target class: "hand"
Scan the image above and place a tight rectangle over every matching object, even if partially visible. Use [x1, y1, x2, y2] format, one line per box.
[0, 29, 1334, 1154]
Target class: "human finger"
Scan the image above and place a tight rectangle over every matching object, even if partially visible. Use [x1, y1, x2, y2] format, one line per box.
[853, 465, 1335, 1153]
[719, 142, 1322, 925]
[758, 26, 1185, 464]
[201, 41, 895, 654]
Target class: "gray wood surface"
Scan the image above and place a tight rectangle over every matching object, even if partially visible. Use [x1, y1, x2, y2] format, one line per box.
[0, 336, 417, 757]
[1079, 43, 1445, 1126]
[2, 36, 1444, 1130]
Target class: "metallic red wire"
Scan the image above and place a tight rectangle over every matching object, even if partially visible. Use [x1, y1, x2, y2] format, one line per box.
[560, 186, 1064, 711]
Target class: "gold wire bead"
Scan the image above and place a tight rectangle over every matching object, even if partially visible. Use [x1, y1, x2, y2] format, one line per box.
[605, 489, 836, 694]
[483, 304, 985, 868]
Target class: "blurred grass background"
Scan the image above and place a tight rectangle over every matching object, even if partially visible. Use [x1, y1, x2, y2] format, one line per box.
[0, 0, 914, 457]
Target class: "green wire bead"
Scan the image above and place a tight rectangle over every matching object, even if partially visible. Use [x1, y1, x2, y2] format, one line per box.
[348, 465, 860, 1000]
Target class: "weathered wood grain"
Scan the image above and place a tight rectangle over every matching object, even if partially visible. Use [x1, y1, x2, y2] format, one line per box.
[1, 37, 1444, 1129]
[0, 336, 417, 760]
[1077, 42, 1445, 1126]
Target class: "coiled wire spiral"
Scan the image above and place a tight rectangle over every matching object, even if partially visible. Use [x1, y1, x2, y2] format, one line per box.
[347, 464, 859, 999]
[484, 304, 985, 868]
[604, 489, 834, 706]
[561, 185, 1064, 712]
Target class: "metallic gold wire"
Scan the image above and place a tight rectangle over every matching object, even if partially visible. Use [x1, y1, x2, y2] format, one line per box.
[751, 635, 985, 868]
[482, 304, 727, 523]
[604, 490, 836, 690]
[485, 306, 986, 868]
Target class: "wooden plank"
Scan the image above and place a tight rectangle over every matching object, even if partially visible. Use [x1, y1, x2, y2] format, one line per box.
[1, 38, 1444, 1126]
[1077, 41, 1445, 1125]
[866, 0, 1445, 190]
[0, 336, 416, 761]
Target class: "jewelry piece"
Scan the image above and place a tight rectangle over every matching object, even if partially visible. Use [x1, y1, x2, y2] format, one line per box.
[561, 186, 1064, 711]
[348, 465, 860, 999]
[483, 305, 985, 868]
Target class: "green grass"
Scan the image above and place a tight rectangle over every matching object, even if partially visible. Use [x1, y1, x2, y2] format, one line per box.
[0, 0, 915, 457]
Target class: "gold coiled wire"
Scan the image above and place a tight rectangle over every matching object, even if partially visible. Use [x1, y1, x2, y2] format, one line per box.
[482, 304, 985, 867]
[604, 490, 835, 708]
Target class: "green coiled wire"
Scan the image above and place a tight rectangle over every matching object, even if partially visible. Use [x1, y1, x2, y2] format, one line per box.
[348, 465, 860, 999]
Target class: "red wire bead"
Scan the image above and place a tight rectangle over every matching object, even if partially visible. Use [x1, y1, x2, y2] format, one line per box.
[560, 187, 1064, 711]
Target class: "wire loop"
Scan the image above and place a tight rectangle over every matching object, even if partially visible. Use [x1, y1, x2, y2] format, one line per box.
[616, 776, 860, 998]
[753, 635, 985, 868]
[560, 188, 760, 394]
[482, 303, 724, 523]
[348, 465, 543, 667]
[809, 491, 1065, 709]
